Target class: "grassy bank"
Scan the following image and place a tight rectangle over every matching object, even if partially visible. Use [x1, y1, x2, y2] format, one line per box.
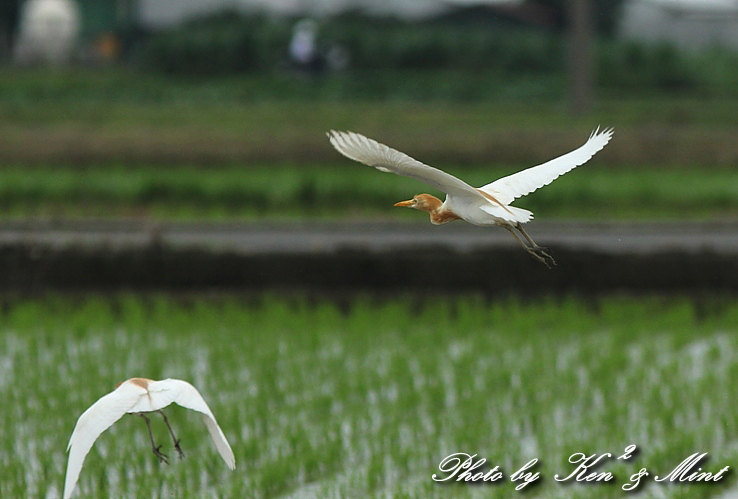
[1, 69, 737, 167]
[0, 164, 736, 220]
[2, 69, 737, 126]
[1, 294, 737, 497]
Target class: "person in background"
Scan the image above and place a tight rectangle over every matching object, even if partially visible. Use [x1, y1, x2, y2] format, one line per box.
[287, 17, 350, 75]
[289, 18, 322, 74]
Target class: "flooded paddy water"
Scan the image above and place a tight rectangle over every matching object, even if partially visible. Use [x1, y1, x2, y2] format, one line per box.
[1, 294, 737, 498]
[1, 219, 736, 498]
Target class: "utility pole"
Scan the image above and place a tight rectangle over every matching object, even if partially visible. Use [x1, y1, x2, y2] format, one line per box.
[568, 0, 594, 115]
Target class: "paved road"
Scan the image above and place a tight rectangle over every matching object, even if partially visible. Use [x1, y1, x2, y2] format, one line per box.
[1, 219, 737, 255]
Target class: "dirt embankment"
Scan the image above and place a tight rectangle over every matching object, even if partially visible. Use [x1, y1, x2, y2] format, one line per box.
[1, 126, 736, 168]
[1, 221, 735, 294]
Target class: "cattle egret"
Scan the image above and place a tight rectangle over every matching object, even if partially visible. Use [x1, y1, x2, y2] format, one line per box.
[328, 128, 613, 266]
[63, 378, 235, 499]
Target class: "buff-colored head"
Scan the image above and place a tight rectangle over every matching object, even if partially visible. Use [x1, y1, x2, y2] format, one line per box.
[393, 194, 442, 213]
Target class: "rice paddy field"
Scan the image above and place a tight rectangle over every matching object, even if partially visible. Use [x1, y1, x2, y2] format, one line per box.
[2, 294, 738, 498]
[1, 164, 737, 221]
[2, 66, 738, 499]
[2, 71, 737, 222]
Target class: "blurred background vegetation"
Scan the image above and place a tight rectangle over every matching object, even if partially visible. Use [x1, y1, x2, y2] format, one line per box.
[136, 8, 735, 96]
[3, 3, 738, 497]
[0, 0, 736, 219]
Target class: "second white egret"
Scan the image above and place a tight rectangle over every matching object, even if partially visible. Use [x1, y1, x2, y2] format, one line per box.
[63, 377, 235, 499]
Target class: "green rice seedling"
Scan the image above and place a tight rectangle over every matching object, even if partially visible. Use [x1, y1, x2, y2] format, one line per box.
[0, 295, 736, 498]
[0, 164, 737, 220]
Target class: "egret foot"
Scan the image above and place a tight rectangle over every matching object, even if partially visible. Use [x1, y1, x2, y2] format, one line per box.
[140, 413, 169, 464]
[514, 225, 555, 267]
[158, 410, 185, 459]
[534, 246, 556, 267]
[504, 225, 555, 268]
[152, 444, 170, 464]
[526, 247, 552, 268]
[173, 439, 184, 460]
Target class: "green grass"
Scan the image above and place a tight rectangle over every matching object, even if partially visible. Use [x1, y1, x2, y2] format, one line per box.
[0, 67, 571, 106]
[1, 69, 738, 168]
[1, 294, 738, 498]
[1, 68, 737, 124]
[0, 164, 737, 220]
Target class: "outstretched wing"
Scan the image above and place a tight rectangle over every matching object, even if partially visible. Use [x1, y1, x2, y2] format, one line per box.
[479, 127, 614, 205]
[328, 130, 484, 200]
[64, 382, 147, 499]
[153, 379, 236, 470]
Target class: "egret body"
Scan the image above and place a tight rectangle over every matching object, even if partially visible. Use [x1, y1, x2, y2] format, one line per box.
[63, 377, 235, 499]
[328, 128, 613, 266]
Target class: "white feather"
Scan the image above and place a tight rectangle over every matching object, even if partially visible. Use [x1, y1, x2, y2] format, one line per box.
[328, 128, 612, 226]
[152, 379, 236, 470]
[63, 378, 235, 499]
[327, 130, 484, 199]
[479, 127, 614, 205]
[328, 128, 612, 267]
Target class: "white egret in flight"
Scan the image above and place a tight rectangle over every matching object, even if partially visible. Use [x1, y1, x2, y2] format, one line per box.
[63, 378, 235, 499]
[328, 128, 613, 267]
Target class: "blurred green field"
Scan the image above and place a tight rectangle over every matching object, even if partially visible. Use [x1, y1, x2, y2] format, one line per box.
[1, 69, 737, 167]
[2, 68, 737, 124]
[0, 164, 737, 220]
[1, 295, 737, 498]
[1, 69, 736, 221]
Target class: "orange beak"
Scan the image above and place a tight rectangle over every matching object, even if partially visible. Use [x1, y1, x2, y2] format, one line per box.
[394, 199, 414, 207]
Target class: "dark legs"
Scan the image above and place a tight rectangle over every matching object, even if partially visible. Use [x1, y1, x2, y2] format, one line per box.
[138, 411, 185, 463]
[158, 410, 185, 459]
[139, 413, 169, 464]
[517, 225, 556, 267]
[503, 224, 556, 268]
